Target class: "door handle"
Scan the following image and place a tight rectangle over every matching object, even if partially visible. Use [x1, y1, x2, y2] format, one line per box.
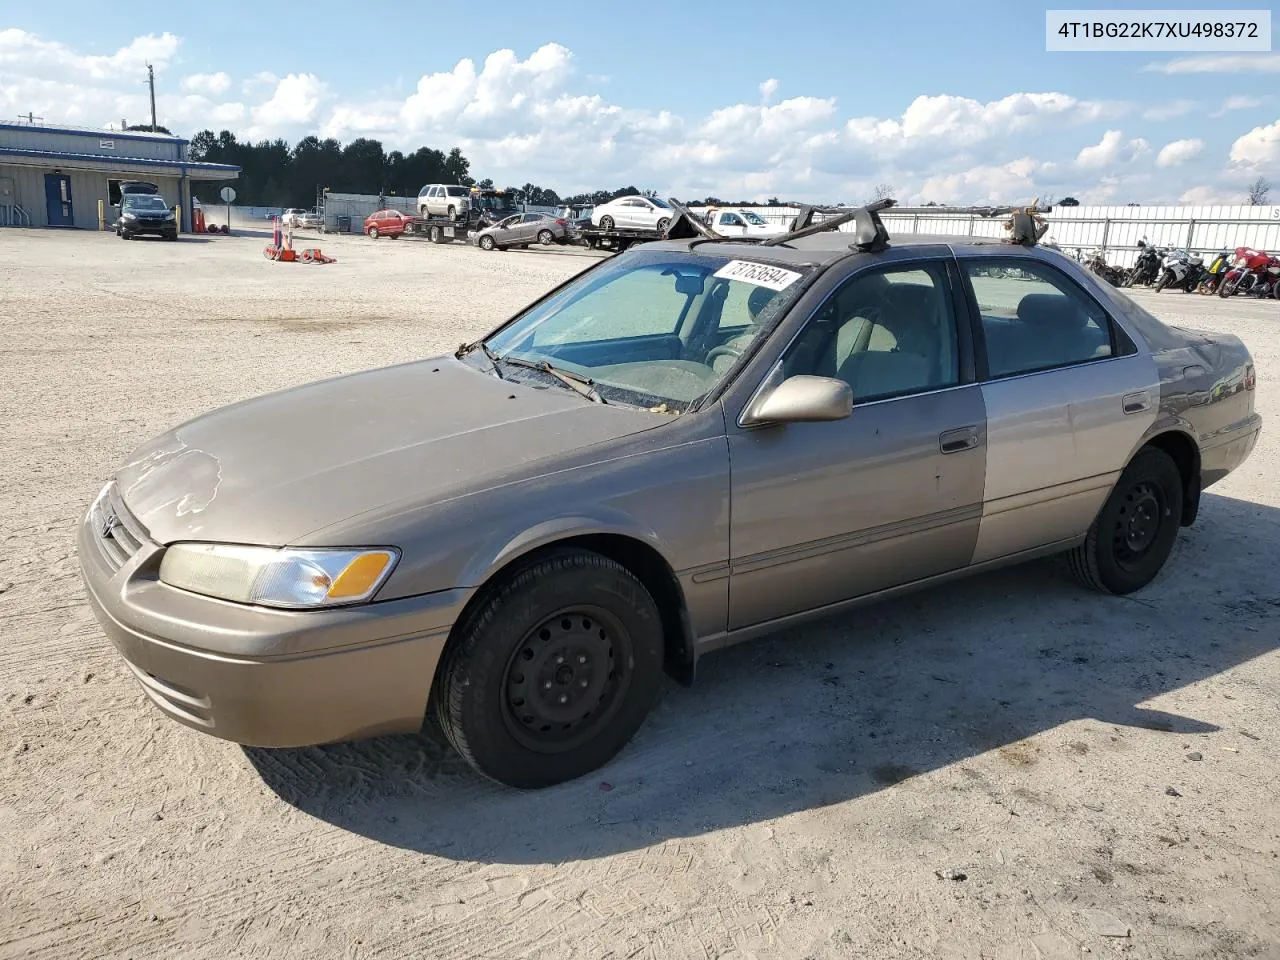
[939, 425, 980, 454]
[1122, 391, 1151, 415]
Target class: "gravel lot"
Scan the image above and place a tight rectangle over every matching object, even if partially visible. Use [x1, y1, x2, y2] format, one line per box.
[1, 225, 1278, 960]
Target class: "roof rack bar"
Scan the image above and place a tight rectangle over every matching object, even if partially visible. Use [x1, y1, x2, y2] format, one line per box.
[760, 197, 896, 251]
[878, 204, 1056, 217]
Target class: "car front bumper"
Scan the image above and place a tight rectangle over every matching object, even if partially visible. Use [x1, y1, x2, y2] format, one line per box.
[120, 220, 176, 236]
[77, 484, 465, 748]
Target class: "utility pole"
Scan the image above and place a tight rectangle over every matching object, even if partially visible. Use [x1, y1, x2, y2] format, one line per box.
[145, 63, 158, 132]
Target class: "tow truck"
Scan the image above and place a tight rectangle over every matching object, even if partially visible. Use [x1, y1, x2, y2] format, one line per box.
[404, 187, 520, 244]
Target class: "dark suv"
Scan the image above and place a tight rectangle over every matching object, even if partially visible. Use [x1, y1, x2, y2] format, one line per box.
[117, 194, 177, 241]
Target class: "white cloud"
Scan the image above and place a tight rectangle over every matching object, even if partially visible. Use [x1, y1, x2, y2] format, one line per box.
[1143, 99, 1197, 121]
[0, 28, 180, 82]
[759, 78, 779, 102]
[914, 158, 1044, 205]
[1146, 53, 1280, 73]
[1212, 95, 1268, 117]
[1075, 130, 1123, 168]
[1156, 138, 1204, 167]
[182, 72, 230, 97]
[251, 73, 325, 127]
[1179, 184, 1244, 205]
[1229, 118, 1280, 167]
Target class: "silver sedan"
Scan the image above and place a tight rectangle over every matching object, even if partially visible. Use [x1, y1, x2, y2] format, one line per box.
[475, 212, 570, 251]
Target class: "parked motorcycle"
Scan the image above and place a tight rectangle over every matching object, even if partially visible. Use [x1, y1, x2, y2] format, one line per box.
[1196, 248, 1232, 295]
[1083, 249, 1125, 286]
[1218, 247, 1273, 298]
[1124, 239, 1165, 287]
[1154, 249, 1205, 293]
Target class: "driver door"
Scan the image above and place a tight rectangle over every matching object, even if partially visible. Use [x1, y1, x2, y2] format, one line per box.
[727, 256, 987, 629]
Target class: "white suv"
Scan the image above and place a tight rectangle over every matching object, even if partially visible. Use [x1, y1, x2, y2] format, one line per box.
[418, 185, 472, 220]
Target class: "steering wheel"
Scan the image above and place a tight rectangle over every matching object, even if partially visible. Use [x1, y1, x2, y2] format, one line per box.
[705, 342, 746, 368]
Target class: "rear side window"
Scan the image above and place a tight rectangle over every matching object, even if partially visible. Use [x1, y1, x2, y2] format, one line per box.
[447, 186, 469, 197]
[961, 259, 1114, 379]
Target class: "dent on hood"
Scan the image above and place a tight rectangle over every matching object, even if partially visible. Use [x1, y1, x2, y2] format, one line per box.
[119, 433, 222, 520]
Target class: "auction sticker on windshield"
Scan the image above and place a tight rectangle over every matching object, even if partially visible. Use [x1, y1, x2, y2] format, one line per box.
[713, 260, 802, 291]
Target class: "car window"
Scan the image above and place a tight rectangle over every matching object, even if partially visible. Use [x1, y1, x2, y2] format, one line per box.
[650, 198, 672, 209]
[961, 259, 1114, 379]
[447, 186, 469, 197]
[743, 212, 768, 225]
[484, 250, 813, 407]
[781, 262, 960, 403]
[721, 213, 745, 227]
[428, 187, 441, 198]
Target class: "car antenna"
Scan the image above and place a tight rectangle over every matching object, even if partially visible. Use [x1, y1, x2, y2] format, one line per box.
[759, 198, 896, 251]
[663, 198, 725, 247]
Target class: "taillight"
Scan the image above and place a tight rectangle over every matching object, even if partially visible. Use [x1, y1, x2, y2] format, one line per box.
[556, 218, 567, 226]
[1244, 364, 1256, 391]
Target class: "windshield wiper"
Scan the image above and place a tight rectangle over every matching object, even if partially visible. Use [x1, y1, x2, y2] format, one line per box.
[498, 355, 607, 404]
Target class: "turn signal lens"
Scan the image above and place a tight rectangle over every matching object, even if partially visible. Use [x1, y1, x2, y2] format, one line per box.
[328, 551, 397, 599]
[1244, 364, 1256, 391]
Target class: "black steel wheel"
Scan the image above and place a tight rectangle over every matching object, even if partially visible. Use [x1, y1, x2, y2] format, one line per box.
[599, 215, 615, 231]
[1067, 447, 1183, 594]
[433, 549, 664, 788]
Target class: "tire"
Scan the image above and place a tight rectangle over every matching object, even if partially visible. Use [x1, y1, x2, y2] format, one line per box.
[1218, 277, 1237, 298]
[478, 234, 496, 251]
[656, 217, 670, 235]
[599, 216, 615, 231]
[1067, 447, 1184, 595]
[433, 549, 664, 789]
[367, 226, 379, 239]
[537, 229, 554, 246]
[1123, 270, 1136, 288]
[165, 231, 177, 242]
[1153, 272, 1169, 293]
[447, 206, 457, 221]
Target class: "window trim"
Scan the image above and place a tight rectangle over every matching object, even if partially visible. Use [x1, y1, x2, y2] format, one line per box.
[956, 256, 1134, 383]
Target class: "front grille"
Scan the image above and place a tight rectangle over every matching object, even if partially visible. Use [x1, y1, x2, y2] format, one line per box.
[89, 483, 150, 572]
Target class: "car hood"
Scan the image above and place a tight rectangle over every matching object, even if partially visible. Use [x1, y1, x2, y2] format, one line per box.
[113, 358, 661, 546]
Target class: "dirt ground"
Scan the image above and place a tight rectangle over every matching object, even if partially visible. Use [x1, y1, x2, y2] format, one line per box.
[1, 225, 1278, 960]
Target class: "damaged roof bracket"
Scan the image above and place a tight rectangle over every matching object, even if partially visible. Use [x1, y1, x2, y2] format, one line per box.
[760, 198, 895, 251]
[663, 198, 724, 242]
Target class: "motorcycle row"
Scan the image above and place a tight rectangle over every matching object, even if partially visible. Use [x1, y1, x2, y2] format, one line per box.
[1081, 240, 1280, 299]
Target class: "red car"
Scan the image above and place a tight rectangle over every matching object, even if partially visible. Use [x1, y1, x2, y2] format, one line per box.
[363, 209, 417, 239]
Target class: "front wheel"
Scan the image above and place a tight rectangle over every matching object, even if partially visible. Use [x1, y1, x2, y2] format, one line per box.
[537, 229, 554, 246]
[1066, 447, 1183, 595]
[1218, 276, 1238, 298]
[367, 226, 379, 239]
[656, 217, 670, 235]
[1154, 272, 1169, 293]
[433, 549, 664, 789]
[478, 234, 496, 251]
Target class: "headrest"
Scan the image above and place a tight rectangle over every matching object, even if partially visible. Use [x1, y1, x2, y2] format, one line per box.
[1016, 293, 1085, 330]
[747, 285, 775, 318]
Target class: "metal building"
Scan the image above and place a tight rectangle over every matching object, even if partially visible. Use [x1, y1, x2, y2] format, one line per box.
[0, 120, 240, 232]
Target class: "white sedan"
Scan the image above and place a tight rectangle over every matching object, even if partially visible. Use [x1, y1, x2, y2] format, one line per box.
[590, 195, 675, 233]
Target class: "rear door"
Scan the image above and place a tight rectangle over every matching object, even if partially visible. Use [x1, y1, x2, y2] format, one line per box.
[726, 252, 987, 629]
[956, 254, 1160, 563]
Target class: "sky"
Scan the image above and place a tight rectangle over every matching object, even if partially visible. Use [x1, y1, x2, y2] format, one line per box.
[1, 0, 1278, 204]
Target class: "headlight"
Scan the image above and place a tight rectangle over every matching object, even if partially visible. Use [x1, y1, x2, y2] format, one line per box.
[159, 543, 399, 608]
[122, 213, 137, 221]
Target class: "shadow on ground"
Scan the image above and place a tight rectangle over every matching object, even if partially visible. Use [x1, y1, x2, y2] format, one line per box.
[246, 492, 1280, 863]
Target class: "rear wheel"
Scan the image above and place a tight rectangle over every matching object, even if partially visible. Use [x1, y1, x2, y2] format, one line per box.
[537, 229, 554, 246]
[433, 549, 664, 788]
[1067, 447, 1183, 595]
[599, 215, 615, 231]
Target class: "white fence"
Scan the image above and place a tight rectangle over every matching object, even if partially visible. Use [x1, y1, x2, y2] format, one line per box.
[688, 203, 1280, 268]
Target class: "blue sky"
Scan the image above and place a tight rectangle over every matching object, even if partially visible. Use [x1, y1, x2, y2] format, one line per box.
[2, 1, 1277, 203]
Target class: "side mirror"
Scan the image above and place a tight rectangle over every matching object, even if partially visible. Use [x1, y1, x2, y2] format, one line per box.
[744, 375, 853, 425]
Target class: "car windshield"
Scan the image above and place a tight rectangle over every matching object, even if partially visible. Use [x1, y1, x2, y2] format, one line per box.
[649, 197, 672, 209]
[742, 211, 768, 225]
[482, 249, 813, 409]
[125, 196, 168, 212]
